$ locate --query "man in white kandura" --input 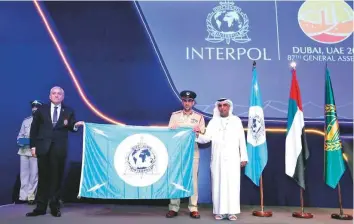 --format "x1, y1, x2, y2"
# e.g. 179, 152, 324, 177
194, 98, 248, 221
